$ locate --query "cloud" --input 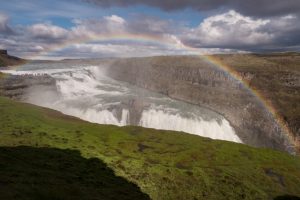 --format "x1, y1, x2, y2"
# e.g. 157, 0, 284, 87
45, 41, 239, 59
127, 15, 177, 35
181, 10, 300, 50
182, 10, 272, 48
0, 13, 191, 58
0, 13, 13, 34
84, 0, 300, 17
70, 15, 127, 39
0, 11, 299, 59
257, 15, 300, 48
0, 14, 130, 57
28, 23, 69, 40
105, 15, 125, 24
